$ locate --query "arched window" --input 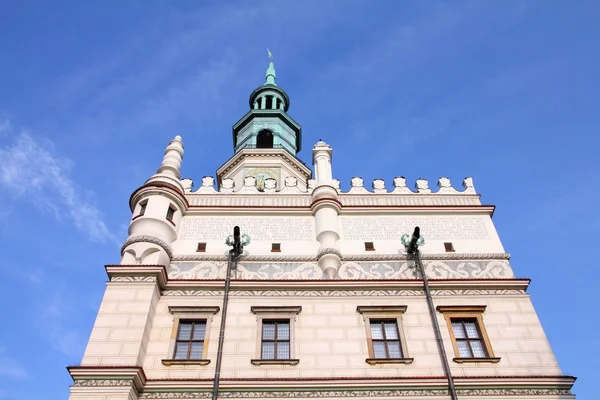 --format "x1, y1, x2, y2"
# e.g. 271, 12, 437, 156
256, 130, 274, 148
